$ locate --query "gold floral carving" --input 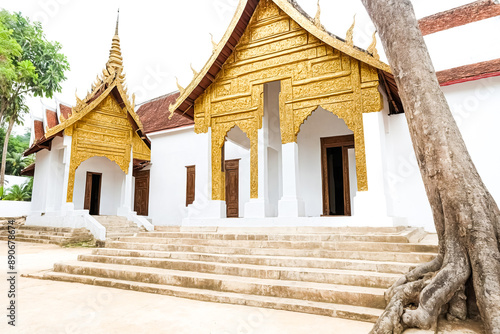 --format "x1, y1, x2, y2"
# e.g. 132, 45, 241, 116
183, 0, 384, 194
